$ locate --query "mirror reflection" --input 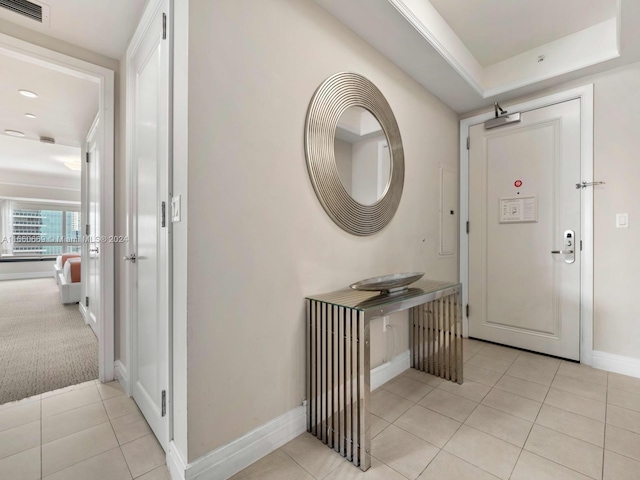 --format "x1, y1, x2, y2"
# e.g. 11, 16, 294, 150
334, 107, 391, 205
